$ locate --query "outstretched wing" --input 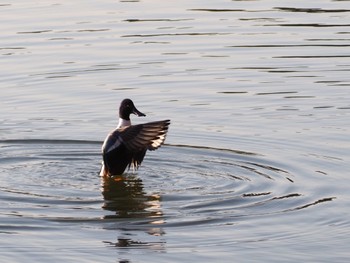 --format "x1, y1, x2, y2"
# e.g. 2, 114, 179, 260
119, 120, 170, 152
